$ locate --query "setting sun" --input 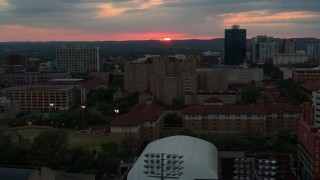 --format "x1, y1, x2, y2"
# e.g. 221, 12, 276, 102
164, 37, 171, 41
